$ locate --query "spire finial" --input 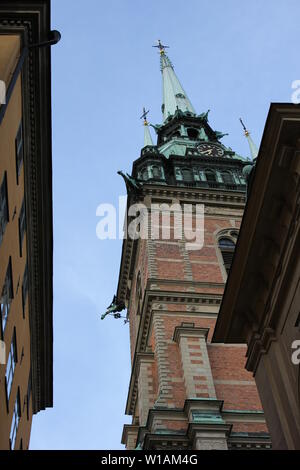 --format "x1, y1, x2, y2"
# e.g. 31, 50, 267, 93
140, 107, 154, 147
140, 107, 150, 126
239, 118, 258, 160
239, 118, 250, 137
153, 39, 169, 55
153, 41, 196, 122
